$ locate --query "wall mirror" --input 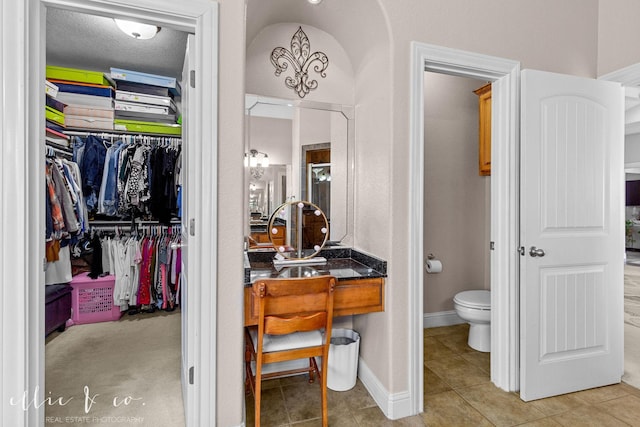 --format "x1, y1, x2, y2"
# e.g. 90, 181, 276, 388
245, 94, 354, 250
